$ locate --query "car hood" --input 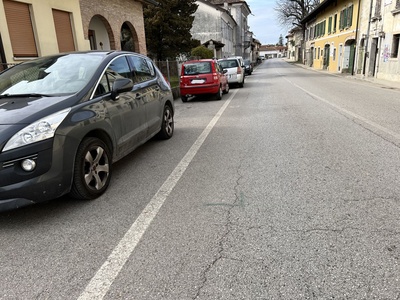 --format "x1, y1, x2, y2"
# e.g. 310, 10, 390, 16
0, 95, 73, 125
